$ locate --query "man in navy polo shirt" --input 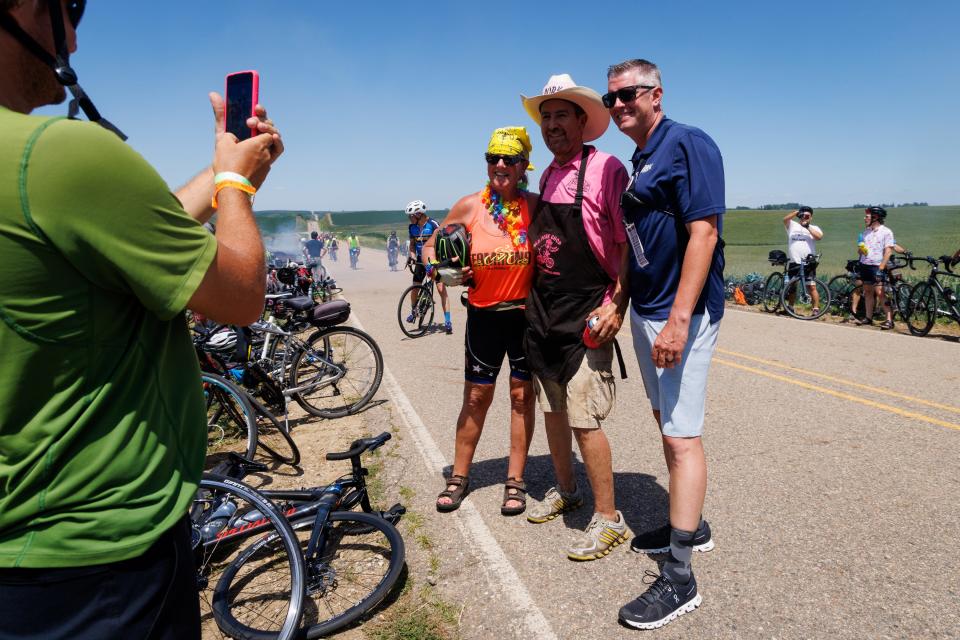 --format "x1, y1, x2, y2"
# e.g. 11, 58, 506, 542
604, 58, 725, 630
